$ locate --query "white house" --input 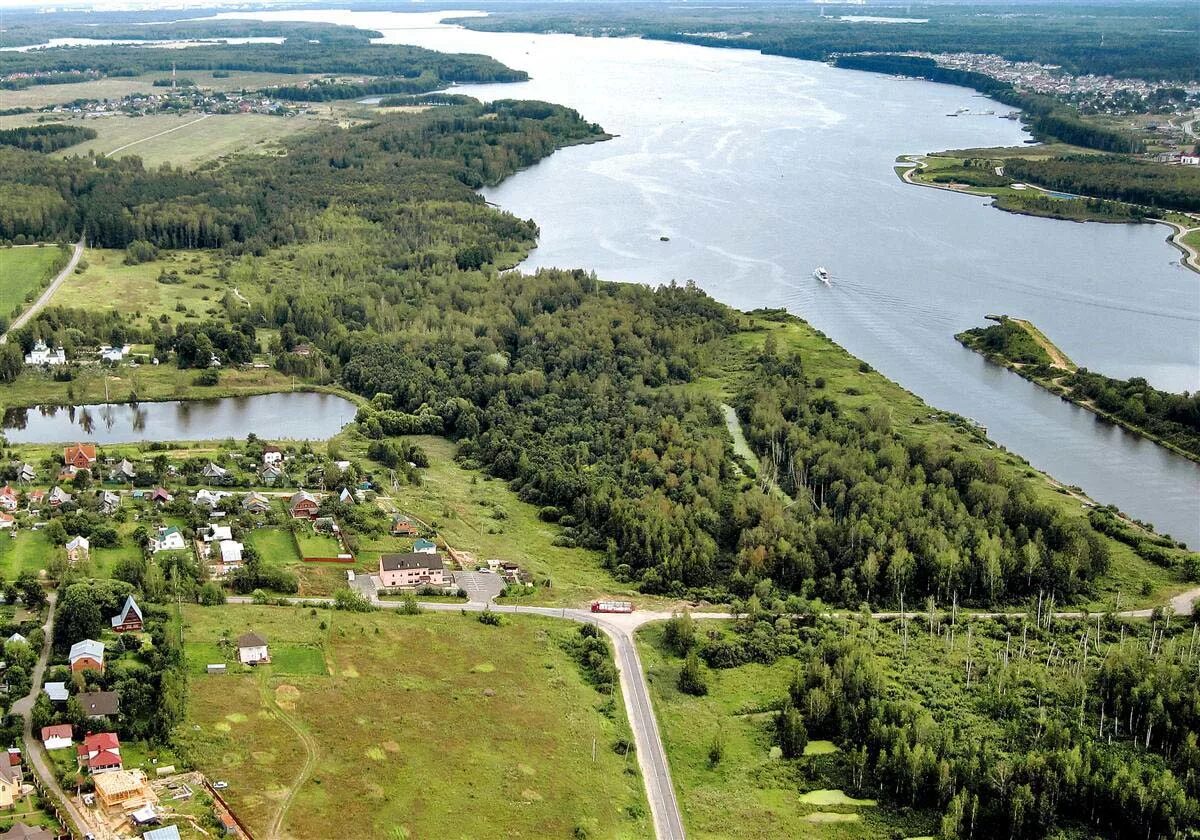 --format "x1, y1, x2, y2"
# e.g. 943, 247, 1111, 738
217, 539, 243, 570
262, 446, 283, 466
41, 724, 74, 751
194, 489, 229, 509
237, 632, 269, 665
1181, 153, 1200, 166
65, 535, 89, 563
204, 524, 233, 543
149, 526, 186, 553
98, 344, 132, 363
24, 340, 66, 366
